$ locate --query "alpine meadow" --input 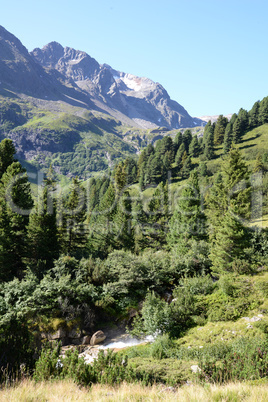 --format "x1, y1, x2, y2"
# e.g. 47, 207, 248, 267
0, 21, 268, 401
